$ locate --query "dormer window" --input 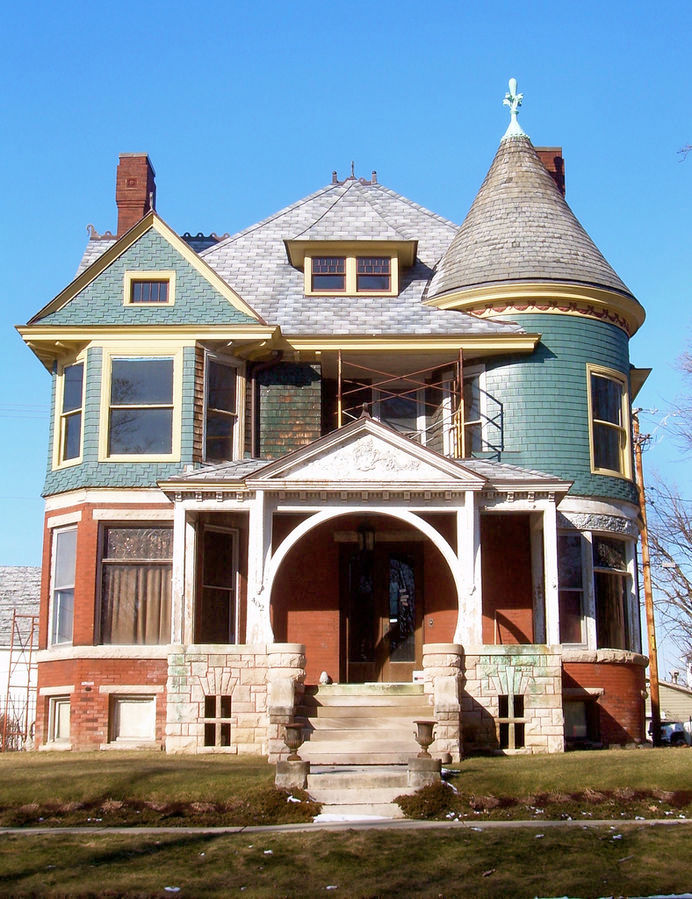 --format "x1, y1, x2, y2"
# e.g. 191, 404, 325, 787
312, 257, 345, 292
357, 257, 390, 292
